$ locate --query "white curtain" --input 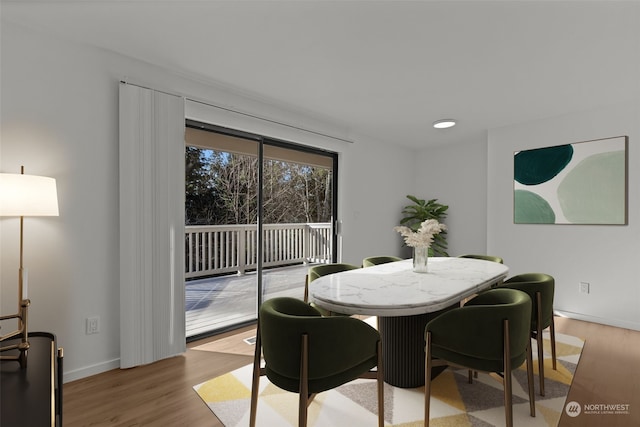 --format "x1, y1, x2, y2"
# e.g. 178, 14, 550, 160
119, 82, 186, 368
